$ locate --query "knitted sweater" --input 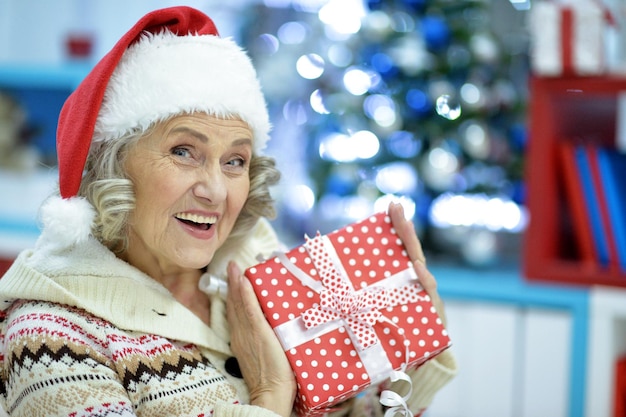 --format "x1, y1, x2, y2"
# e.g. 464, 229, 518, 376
0, 218, 457, 417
